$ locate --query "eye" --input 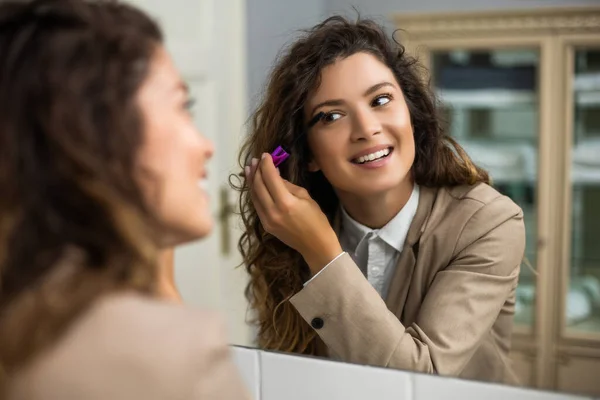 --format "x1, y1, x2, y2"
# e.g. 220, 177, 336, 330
322, 111, 343, 124
371, 94, 392, 107
184, 97, 196, 112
